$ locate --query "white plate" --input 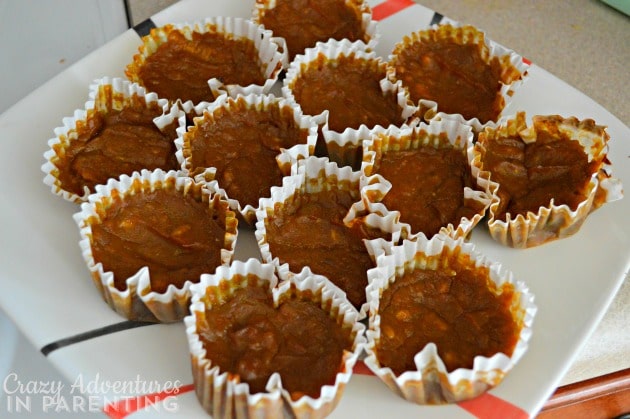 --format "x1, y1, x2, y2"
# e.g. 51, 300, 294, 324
0, 310, 19, 395
0, 0, 628, 417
